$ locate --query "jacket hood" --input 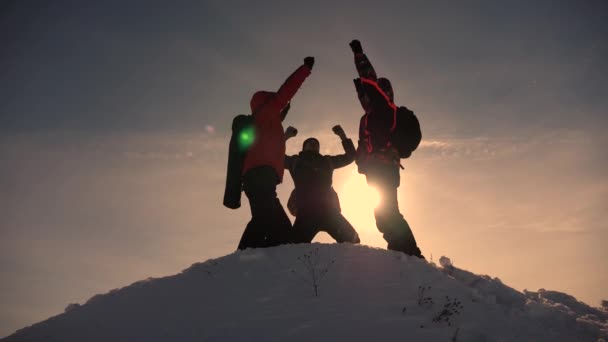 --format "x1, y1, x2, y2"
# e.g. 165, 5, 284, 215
250, 91, 275, 114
